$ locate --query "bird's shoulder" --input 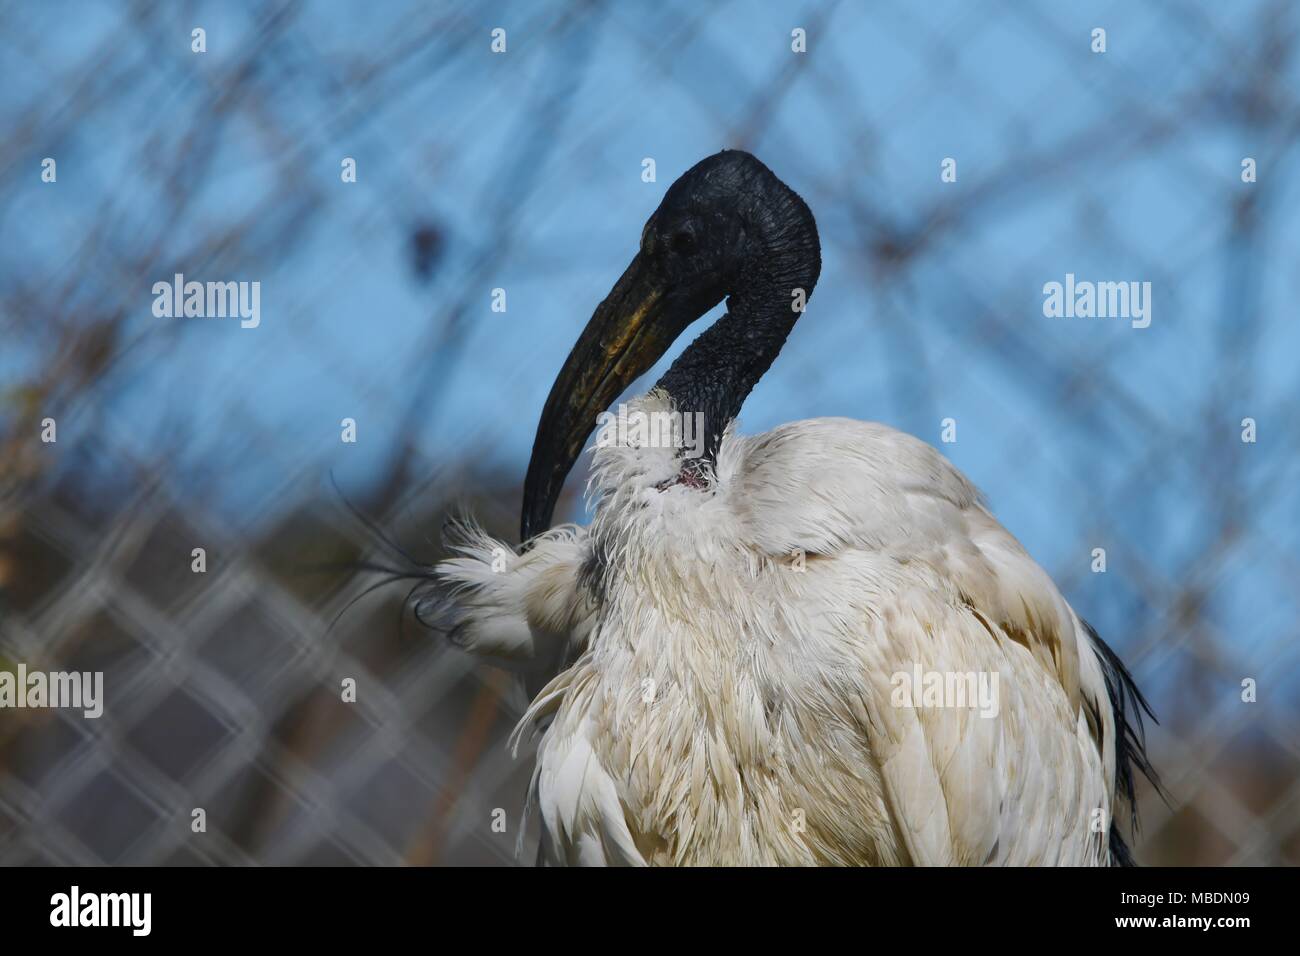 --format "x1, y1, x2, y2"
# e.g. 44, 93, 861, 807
721, 416, 983, 555
722, 416, 1089, 727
